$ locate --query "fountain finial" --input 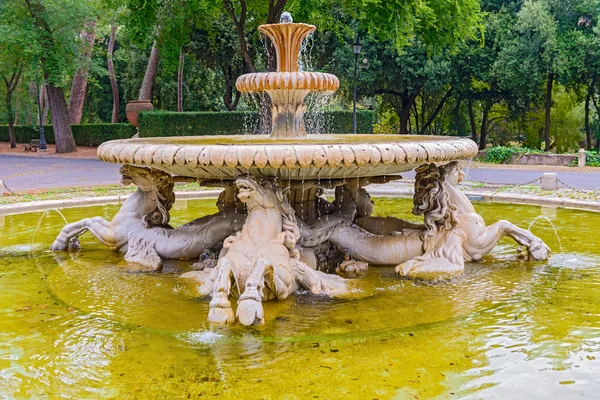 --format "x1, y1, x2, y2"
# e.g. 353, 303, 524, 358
280, 11, 293, 23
